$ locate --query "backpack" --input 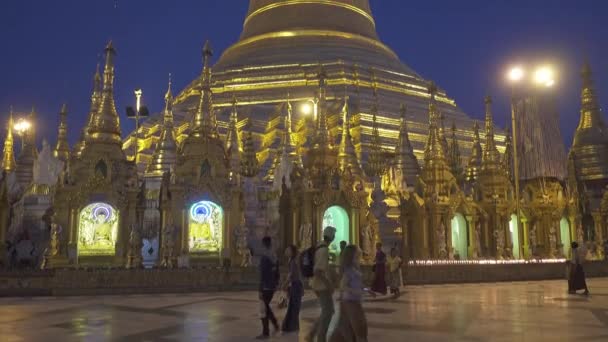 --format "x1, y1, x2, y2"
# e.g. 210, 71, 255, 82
300, 244, 326, 278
